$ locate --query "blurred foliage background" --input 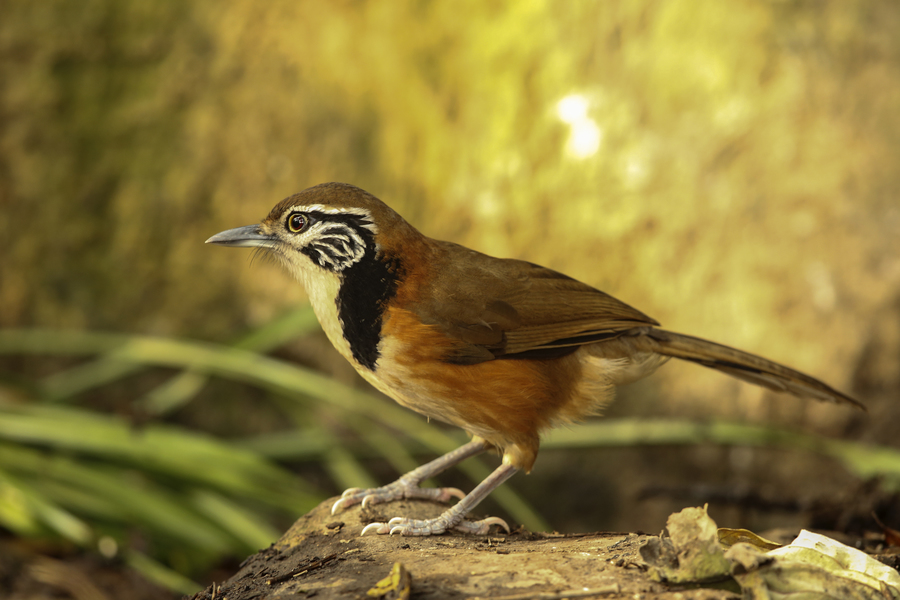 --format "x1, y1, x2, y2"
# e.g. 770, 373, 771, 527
2, 0, 900, 595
